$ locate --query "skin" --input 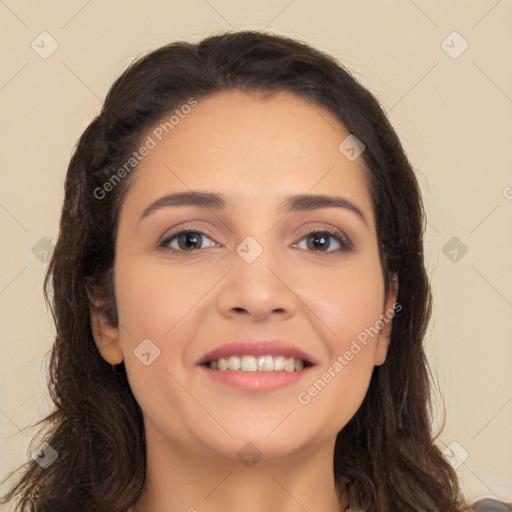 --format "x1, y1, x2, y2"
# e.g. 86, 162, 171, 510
91, 89, 398, 512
